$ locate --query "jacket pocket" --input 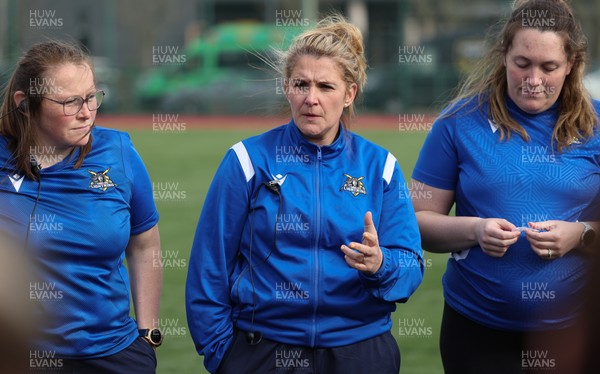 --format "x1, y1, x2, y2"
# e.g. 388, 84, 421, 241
230, 264, 252, 308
